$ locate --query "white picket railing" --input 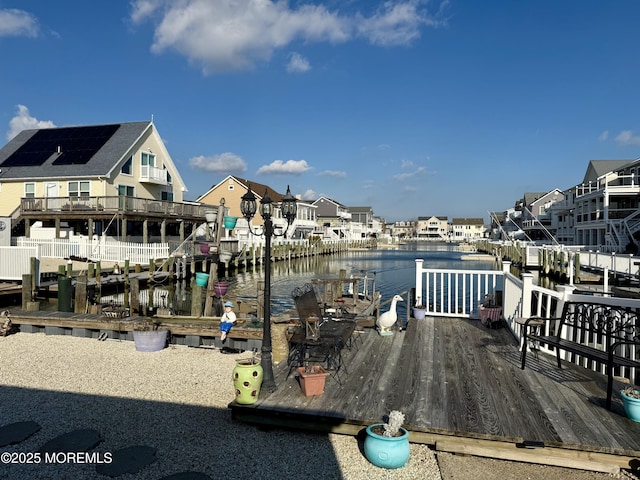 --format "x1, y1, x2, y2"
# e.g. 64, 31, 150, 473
416, 260, 639, 385
0, 246, 39, 282
16, 238, 170, 265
